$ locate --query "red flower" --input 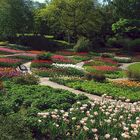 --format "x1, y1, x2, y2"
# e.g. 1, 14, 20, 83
95, 57, 118, 65
93, 66, 118, 72
0, 58, 22, 63
32, 60, 53, 64
52, 55, 73, 63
